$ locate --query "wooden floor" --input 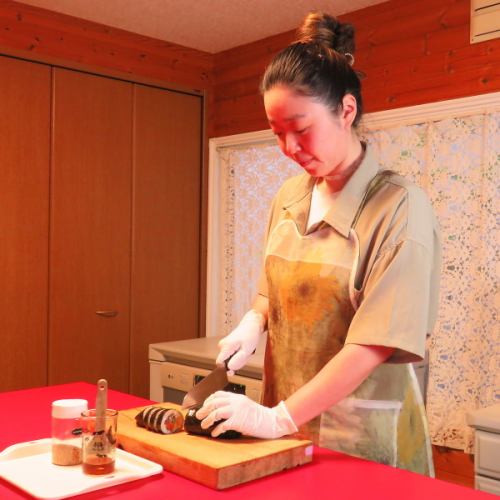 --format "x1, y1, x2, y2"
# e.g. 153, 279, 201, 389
432, 445, 475, 488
